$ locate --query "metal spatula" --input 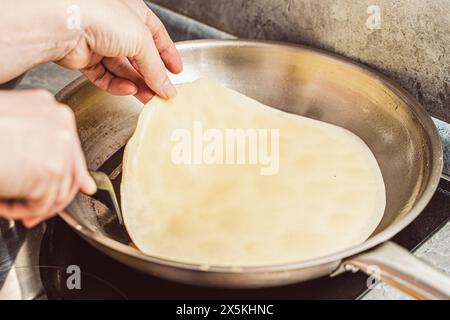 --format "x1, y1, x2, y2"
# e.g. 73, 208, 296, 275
90, 171, 123, 225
